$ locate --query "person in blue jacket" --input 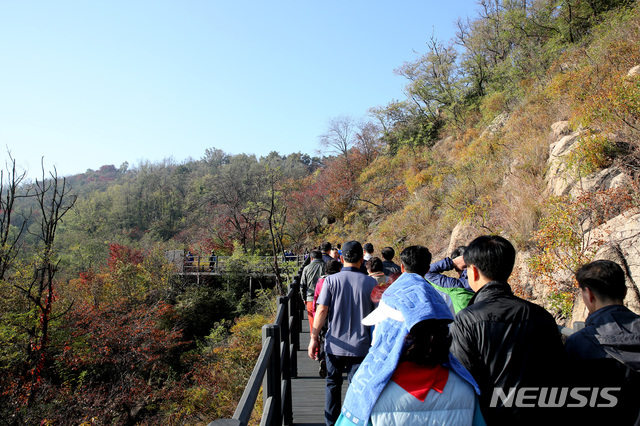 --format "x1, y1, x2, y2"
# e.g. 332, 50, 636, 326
424, 246, 473, 313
